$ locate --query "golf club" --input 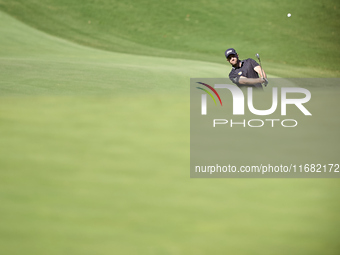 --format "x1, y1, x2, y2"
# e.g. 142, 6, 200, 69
255, 53, 267, 87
